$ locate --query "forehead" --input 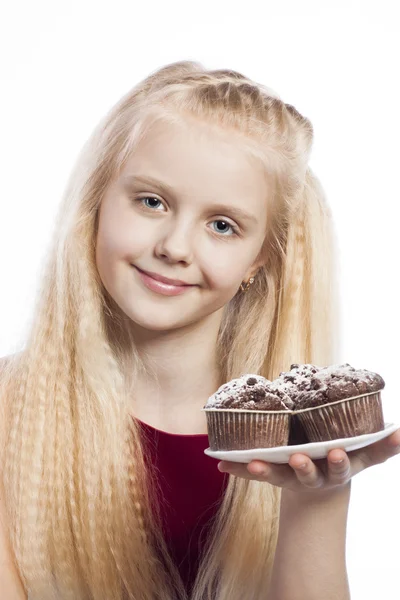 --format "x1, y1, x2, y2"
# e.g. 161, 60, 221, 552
119, 118, 270, 210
